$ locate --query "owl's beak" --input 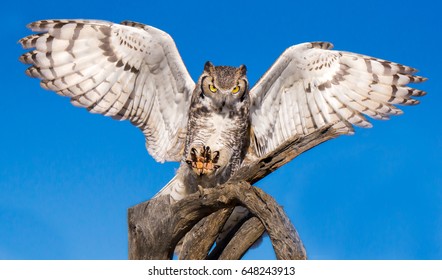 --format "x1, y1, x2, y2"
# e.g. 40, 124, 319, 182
218, 97, 227, 112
